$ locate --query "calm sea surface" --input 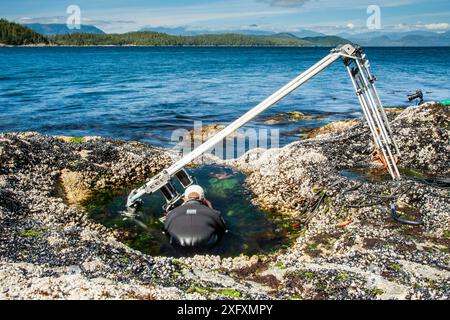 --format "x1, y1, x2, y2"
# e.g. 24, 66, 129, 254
1, 47, 449, 147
